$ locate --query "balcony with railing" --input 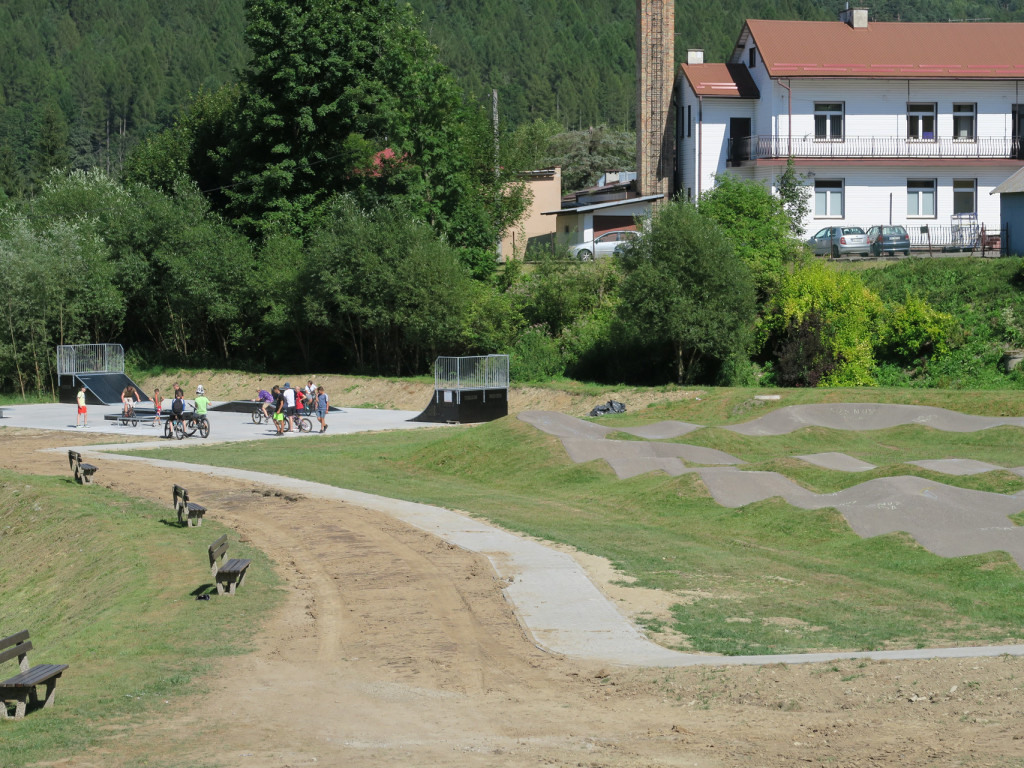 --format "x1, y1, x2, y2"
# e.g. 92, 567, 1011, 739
728, 135, 1023, 163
